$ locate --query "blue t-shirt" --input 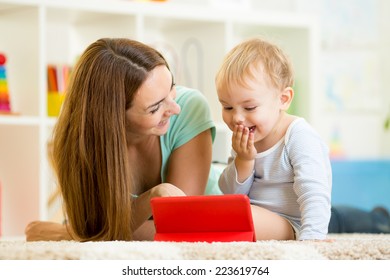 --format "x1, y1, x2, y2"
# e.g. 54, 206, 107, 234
160, 86, 221, 195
